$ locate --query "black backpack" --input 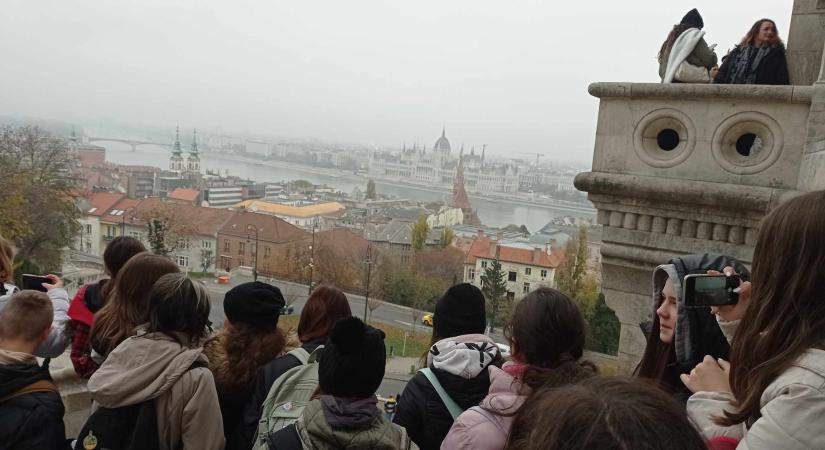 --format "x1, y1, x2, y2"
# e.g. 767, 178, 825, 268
75, 361, 207, 450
